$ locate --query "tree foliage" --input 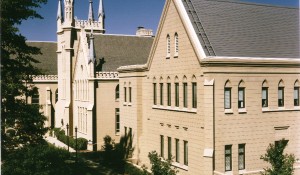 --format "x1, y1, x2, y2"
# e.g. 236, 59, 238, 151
148, 151, 178, 175
2, 144, 73, 175
1, 0, 48, 156
261, 139, 297, 175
